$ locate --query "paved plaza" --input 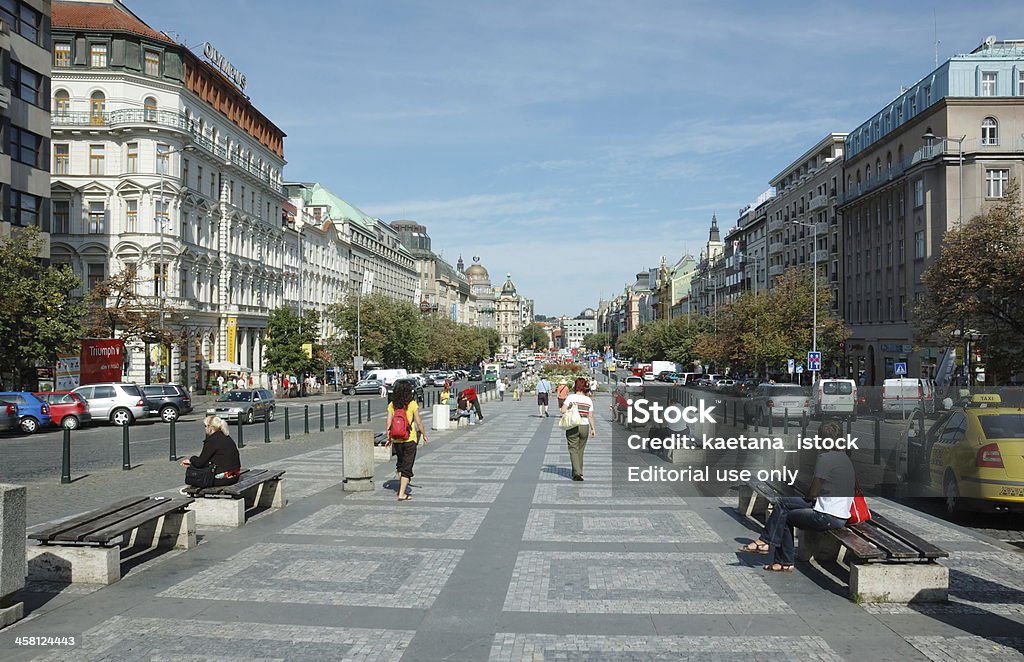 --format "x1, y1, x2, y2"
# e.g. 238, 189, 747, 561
1, 391, 1023, 661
